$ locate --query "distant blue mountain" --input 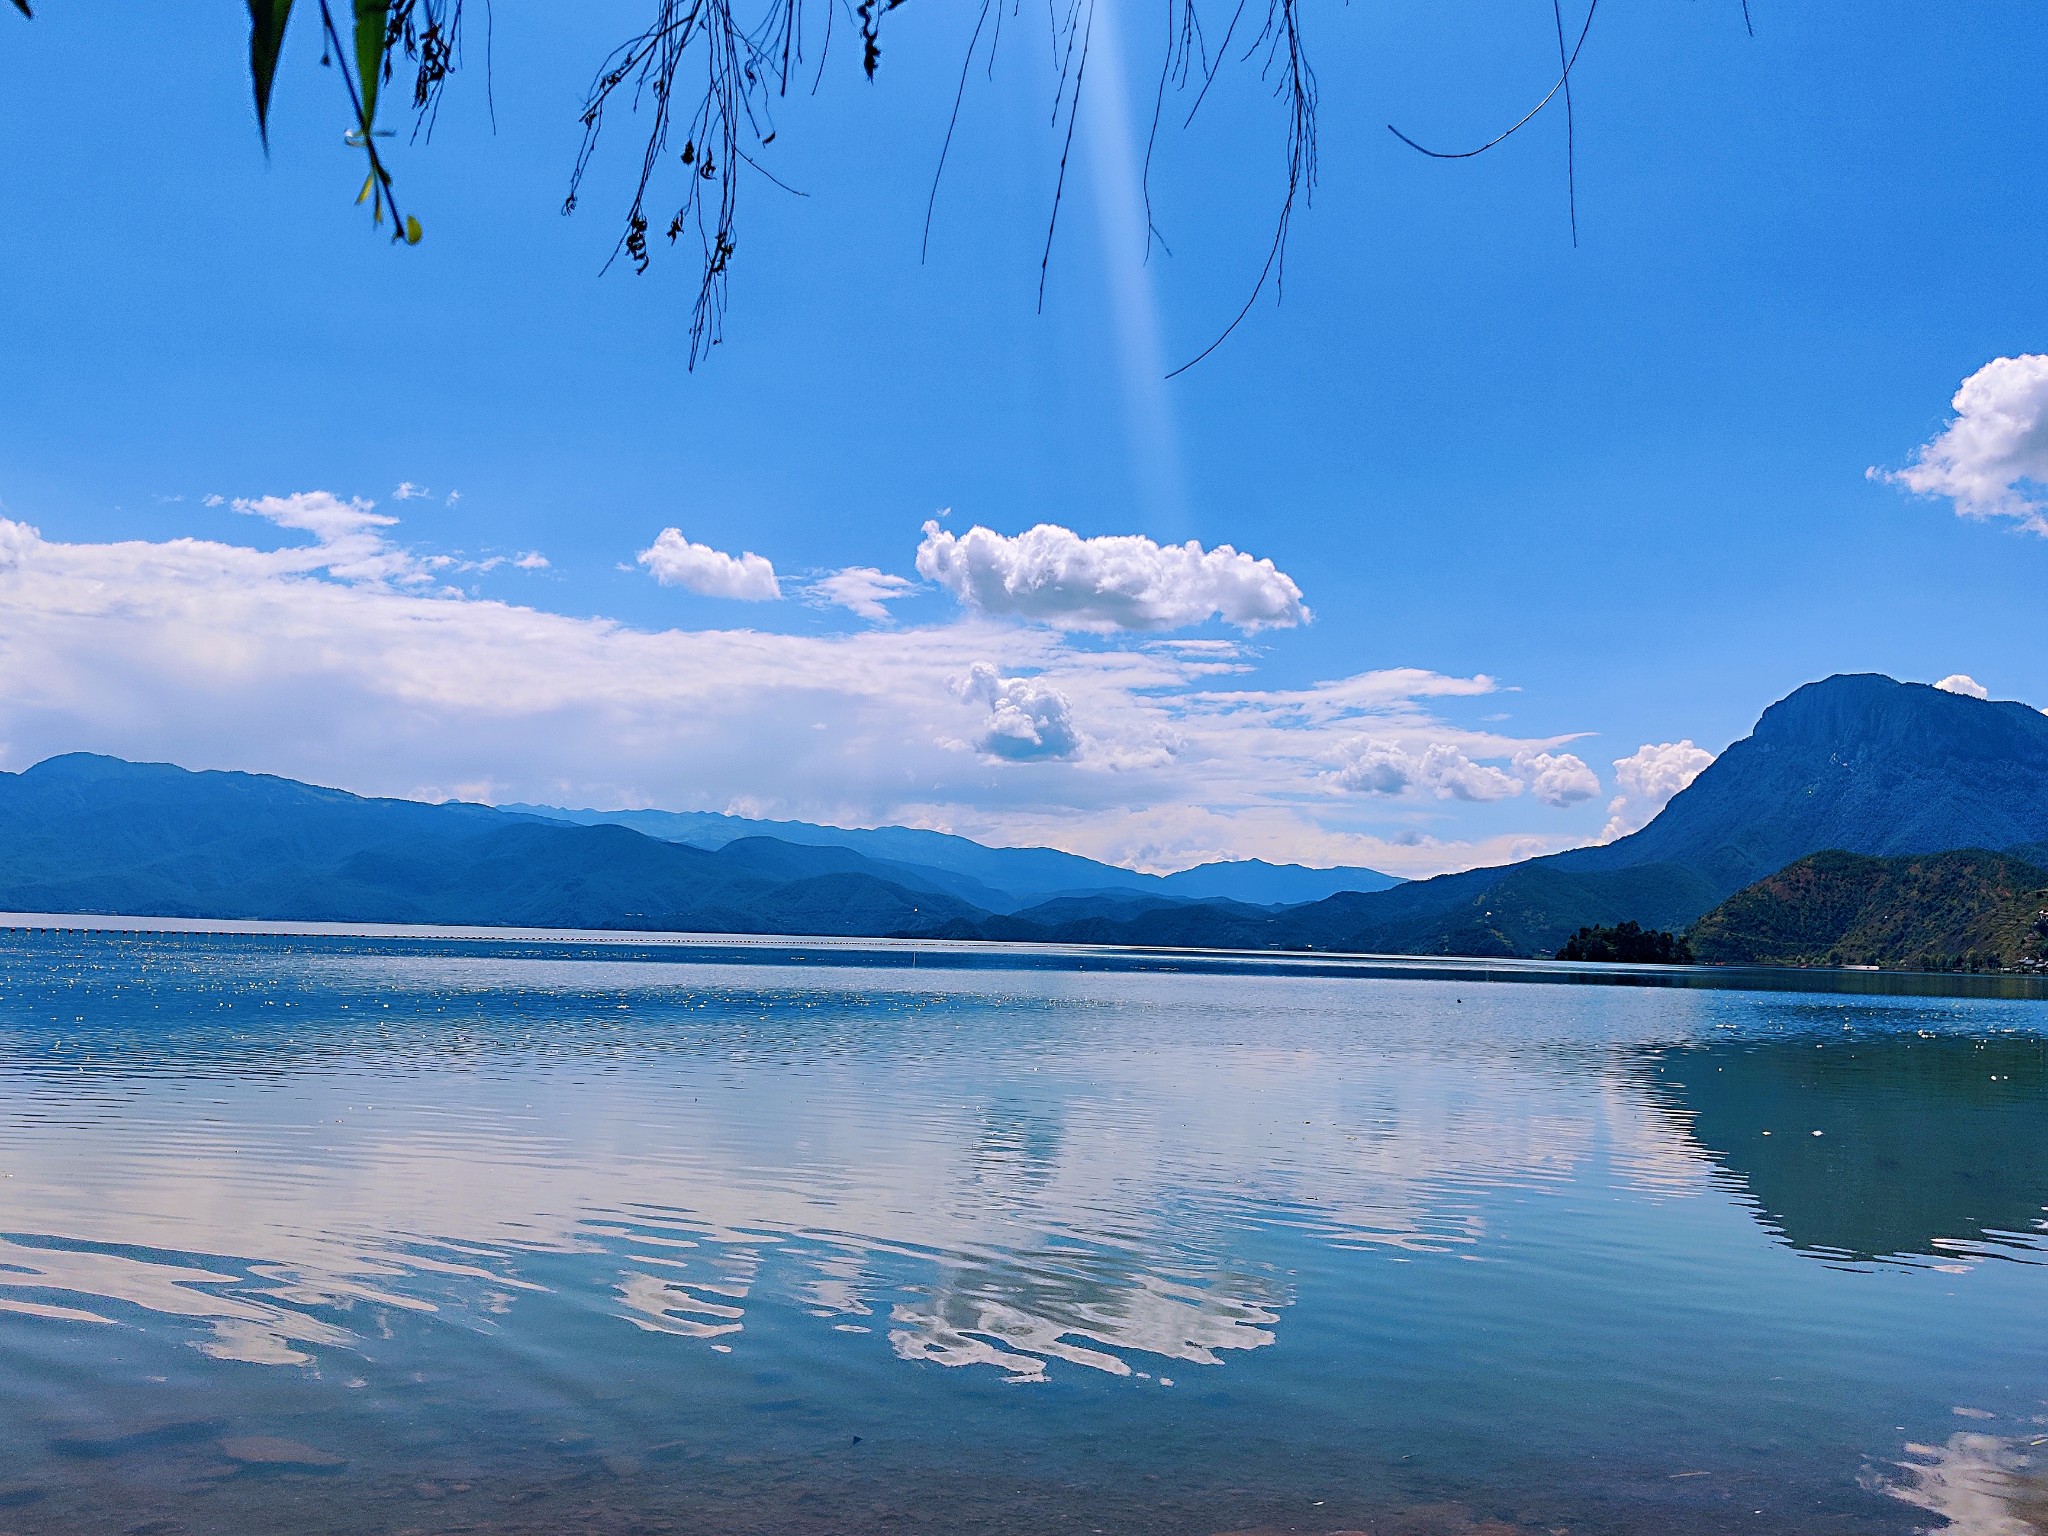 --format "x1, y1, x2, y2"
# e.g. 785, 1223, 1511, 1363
0, 754, 1392, 936
1149, 859, 1404, 905
500, 804, 1401, 908
0, 755, 979, 935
